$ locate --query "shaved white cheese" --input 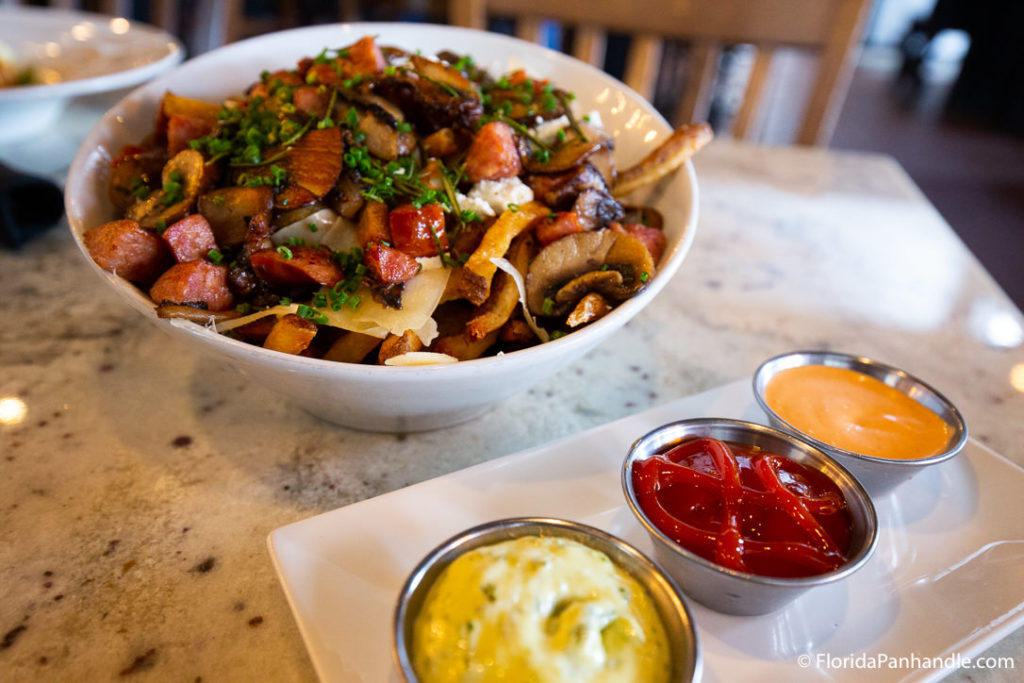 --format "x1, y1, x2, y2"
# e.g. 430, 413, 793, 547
215, 261, 450, 342
532, 115, 569, 146
491, 256, 550, 343
319, 217, 359, 253
384, 351, 458, 367
271, 208, 340, 247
